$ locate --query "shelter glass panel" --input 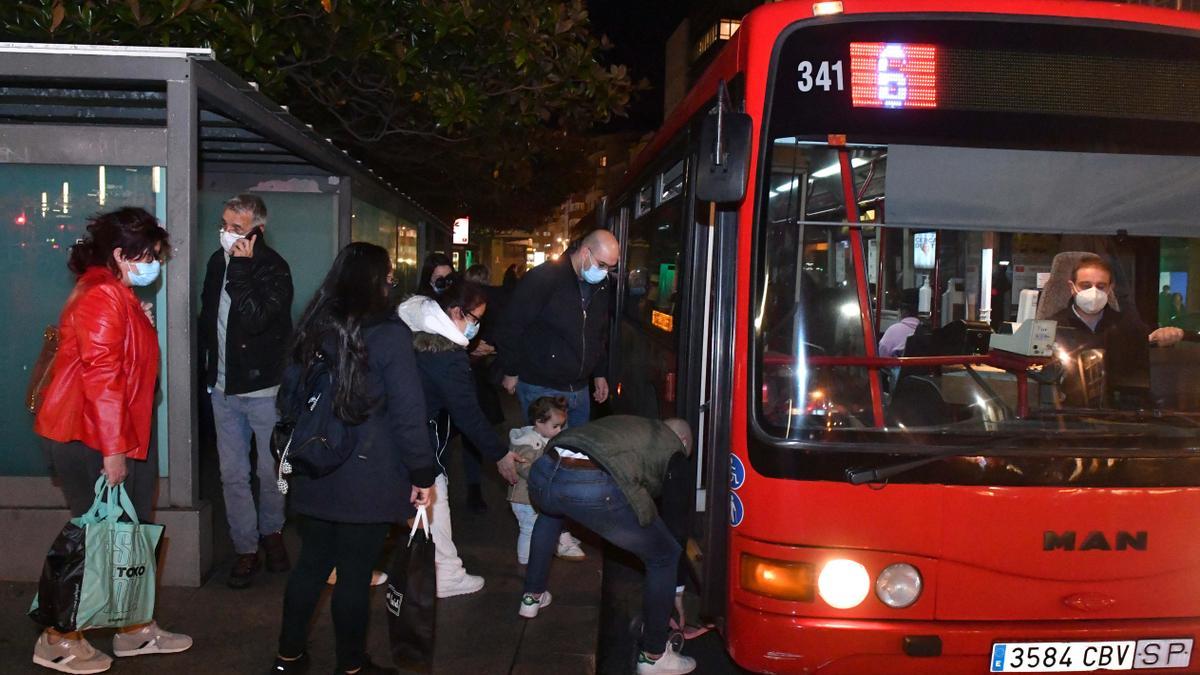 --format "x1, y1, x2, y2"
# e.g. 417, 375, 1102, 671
1, 164, 162, 477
